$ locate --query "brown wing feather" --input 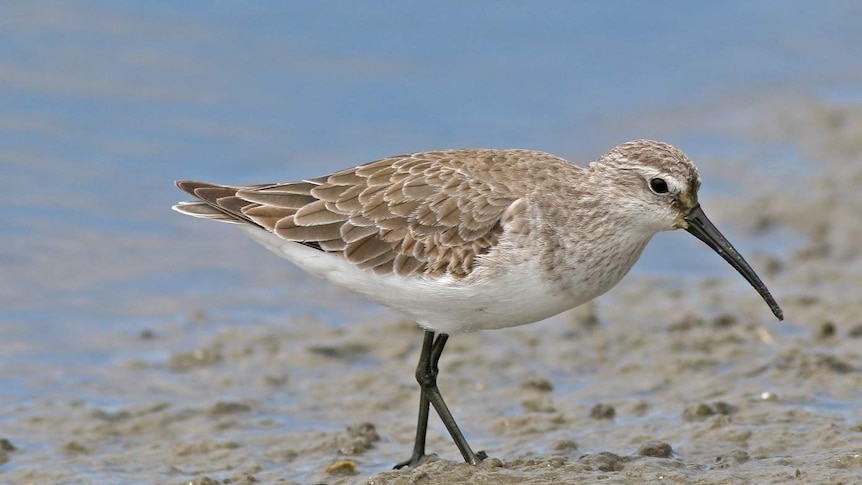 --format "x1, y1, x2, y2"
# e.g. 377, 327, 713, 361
173, 149, 552, 278
175, 181, 262, 225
